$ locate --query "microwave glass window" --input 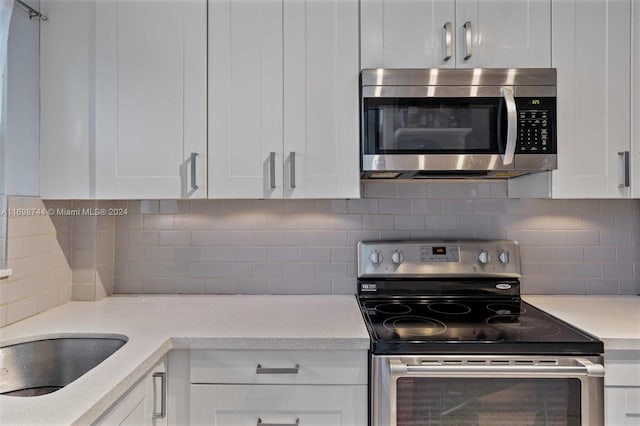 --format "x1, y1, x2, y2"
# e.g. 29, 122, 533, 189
396, 377, 581, 426
364, 98, 500, 154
